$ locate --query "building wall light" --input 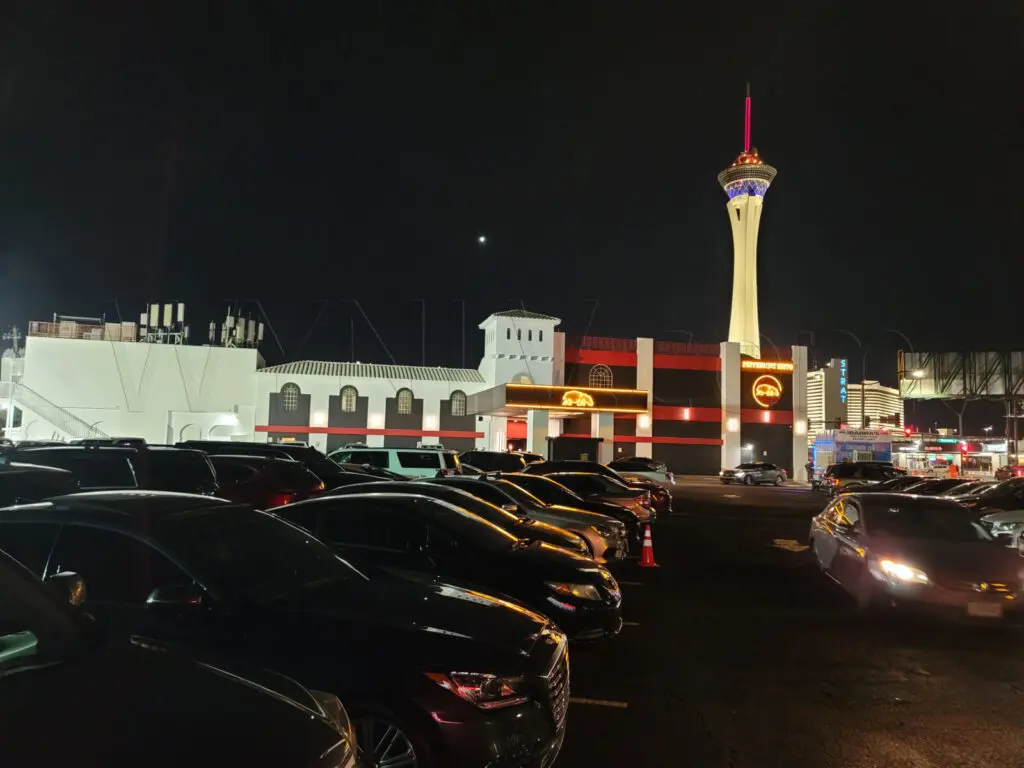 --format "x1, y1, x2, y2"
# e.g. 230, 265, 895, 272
795, 420, 807, 436
638, 414, 651, 430
368, 413, 384, 429
424, 414, 438, 430
312, 411, 326, 427
726, 417, 739, 433
683, 407, 691, 421
762, 411, 771, 423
